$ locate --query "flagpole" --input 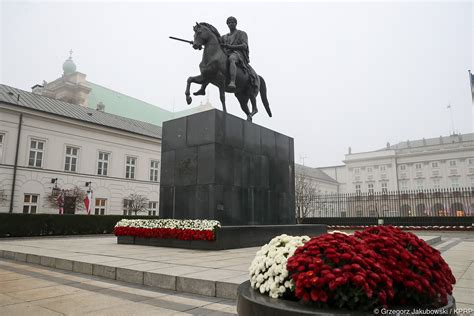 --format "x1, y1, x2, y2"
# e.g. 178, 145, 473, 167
470, 70, 473, 133
469, 70, 473, 103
